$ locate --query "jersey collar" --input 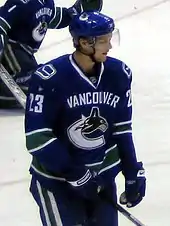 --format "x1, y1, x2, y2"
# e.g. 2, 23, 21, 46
69, 54, 104, 89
